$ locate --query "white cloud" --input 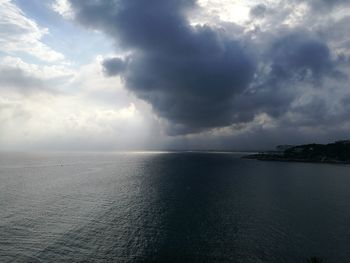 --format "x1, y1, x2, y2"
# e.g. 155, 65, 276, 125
0, 56, 75, 80
0, 56, 163, 151
0, 91, 159, 150
52, 0, 73, 19
197, 0, 251, 25
0, 0, 64, 62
